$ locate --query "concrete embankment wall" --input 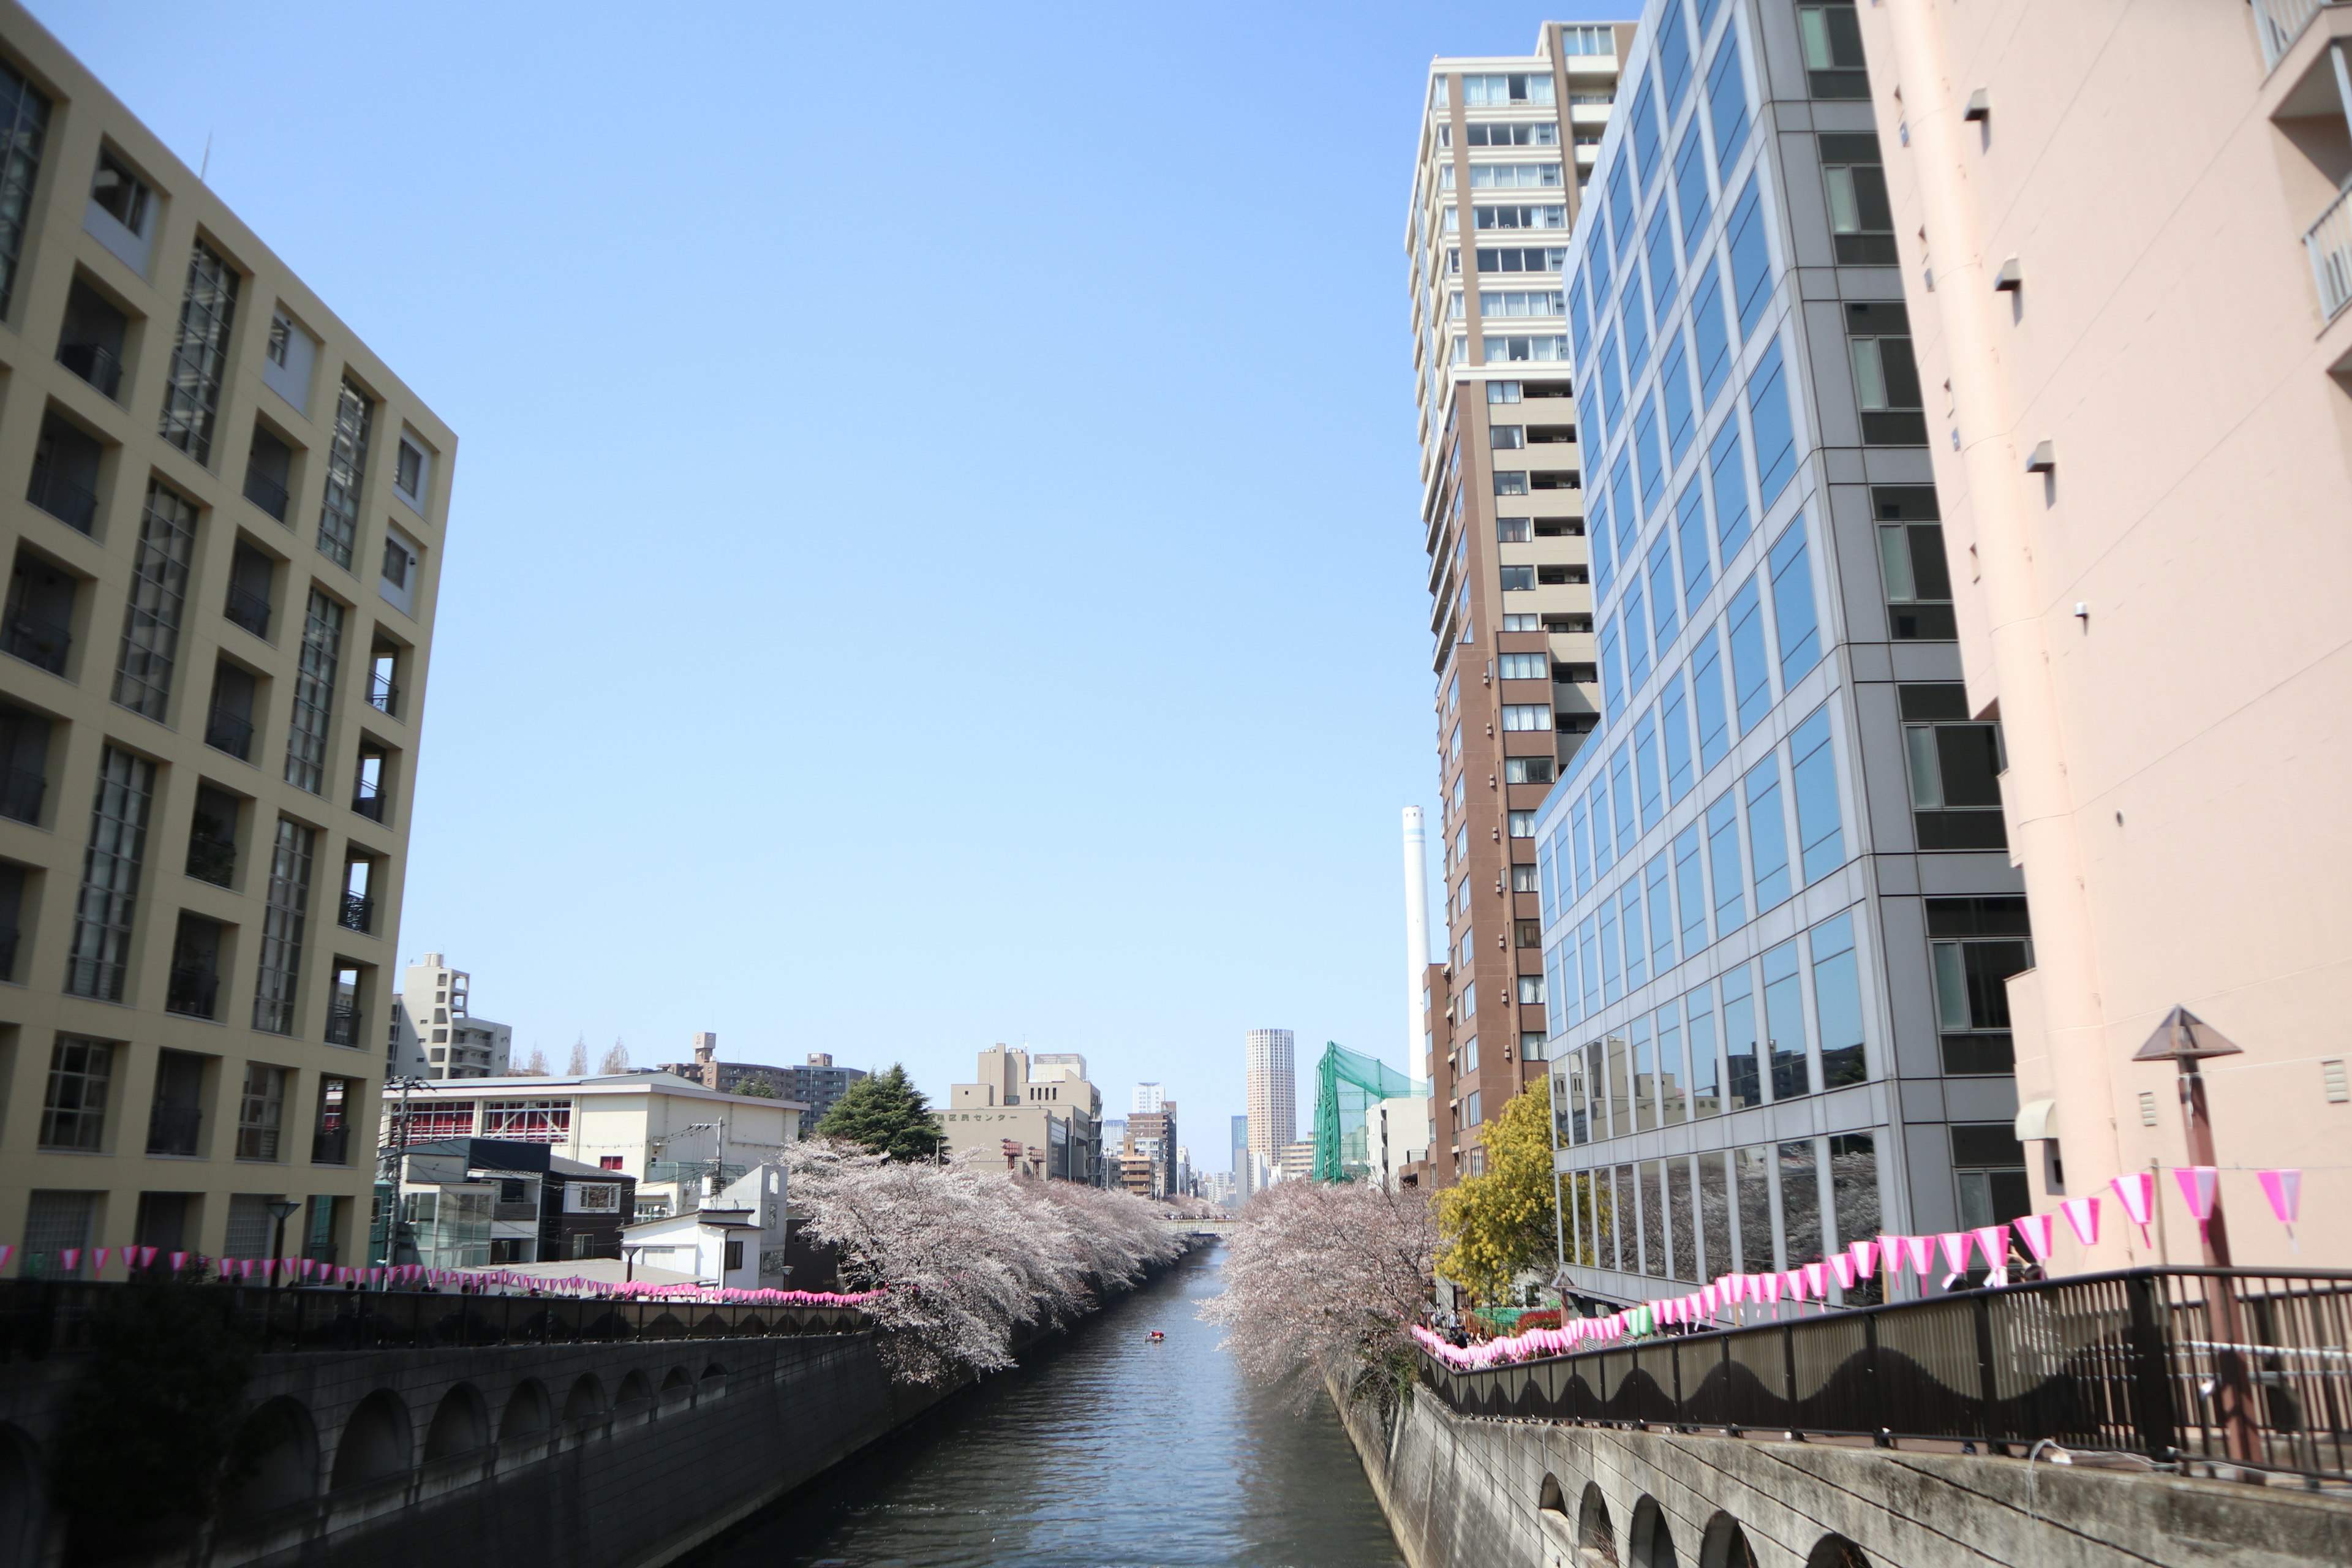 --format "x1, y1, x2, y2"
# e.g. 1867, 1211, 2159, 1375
1330, 1376, 2352, 1568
